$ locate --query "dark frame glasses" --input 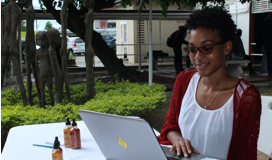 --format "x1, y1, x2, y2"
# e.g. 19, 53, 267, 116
183, 41, 225, 56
